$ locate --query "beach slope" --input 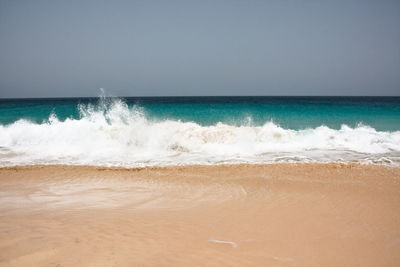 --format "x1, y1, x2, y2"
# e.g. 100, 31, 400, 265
0, 163, 399, 266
